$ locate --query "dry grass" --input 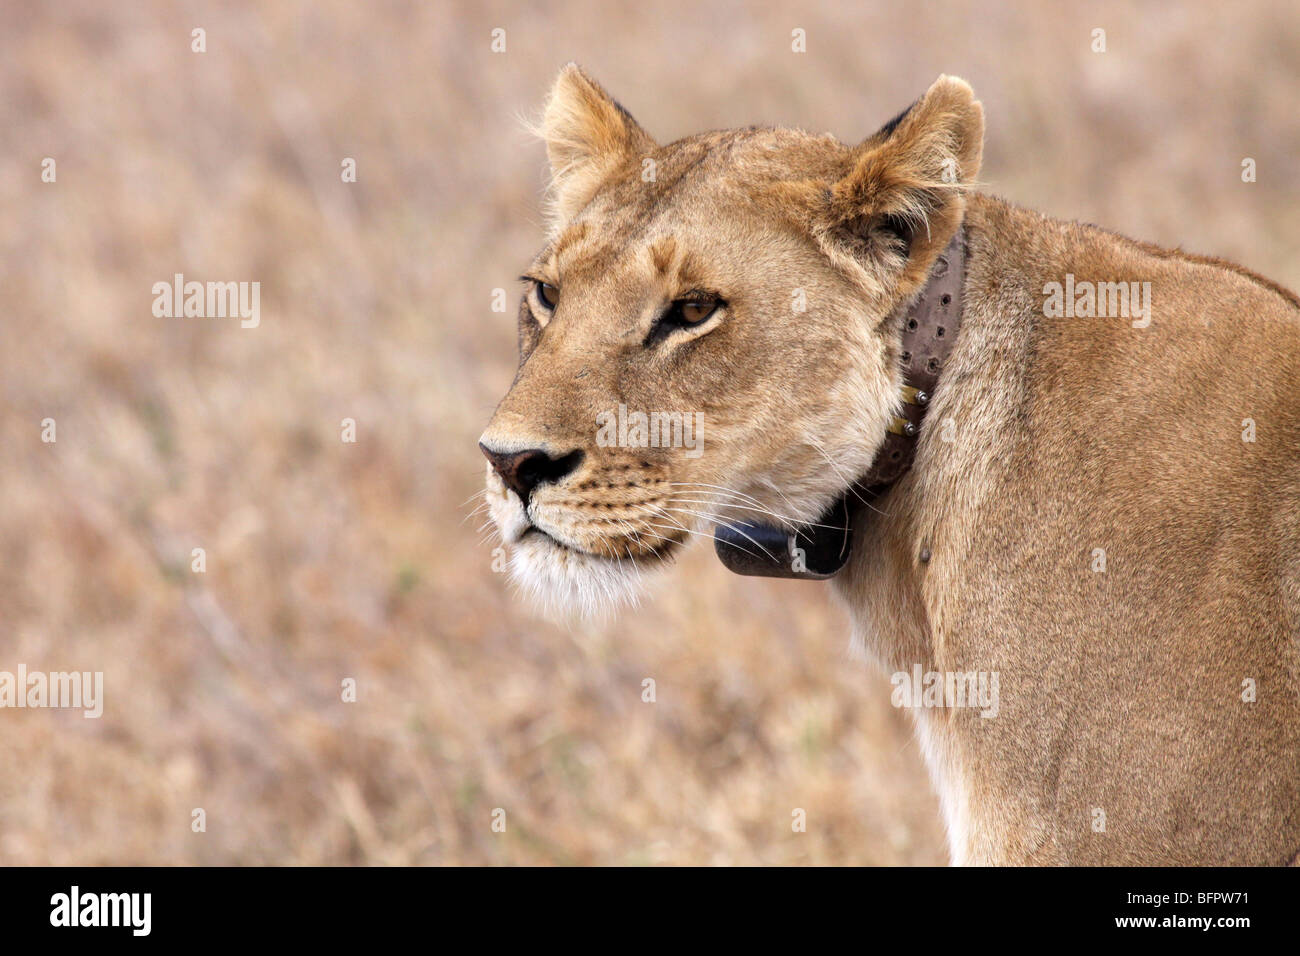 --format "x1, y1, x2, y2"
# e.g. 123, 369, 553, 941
1, 0, 1296, 865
